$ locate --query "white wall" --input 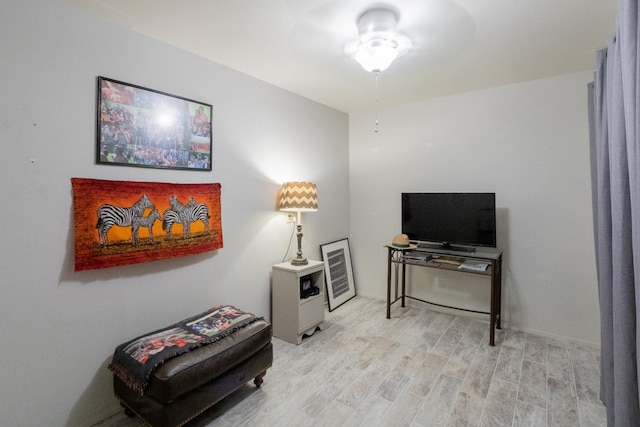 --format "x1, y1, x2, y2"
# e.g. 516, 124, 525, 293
349, 71, 600, 344
0, 2, 348, 426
